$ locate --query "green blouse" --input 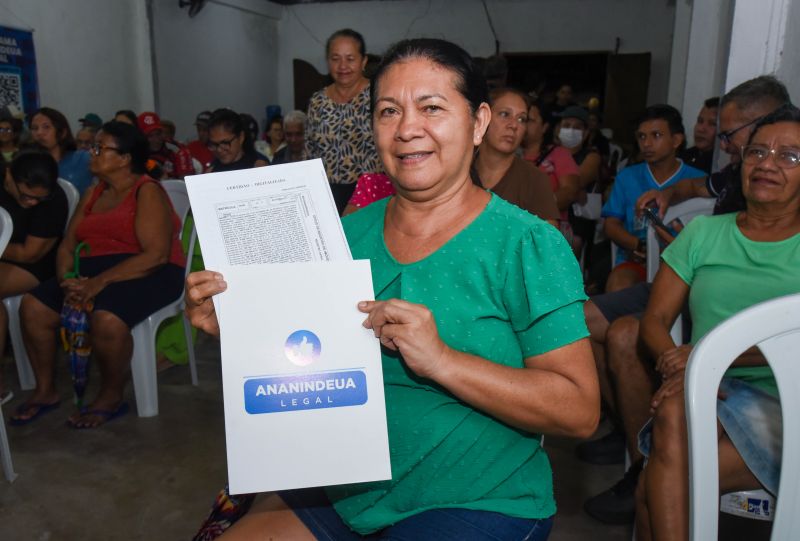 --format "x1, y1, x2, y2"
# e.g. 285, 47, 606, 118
330, 194, 588, 534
